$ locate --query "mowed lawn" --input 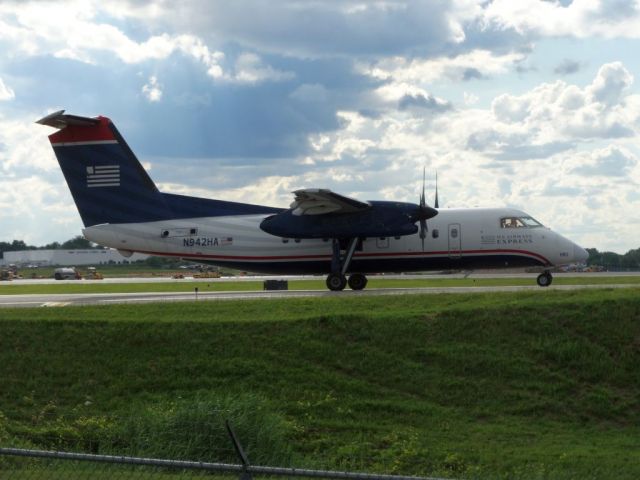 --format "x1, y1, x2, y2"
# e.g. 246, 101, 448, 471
1, 288, 640, 479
